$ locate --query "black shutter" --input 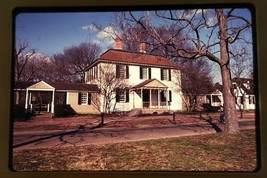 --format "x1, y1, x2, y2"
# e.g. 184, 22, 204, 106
148, 68, 151, 79
161, 68, 163, 80
140, 67, 143, 79
78, 93, 81, 105
126, 65, 129, 79
116, 88, 120, 102
168, 69, 171, 81
88, 93, 91, 105
169, 90, 172, 102
126, 89, 129, 103
116, 65, 119, 78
